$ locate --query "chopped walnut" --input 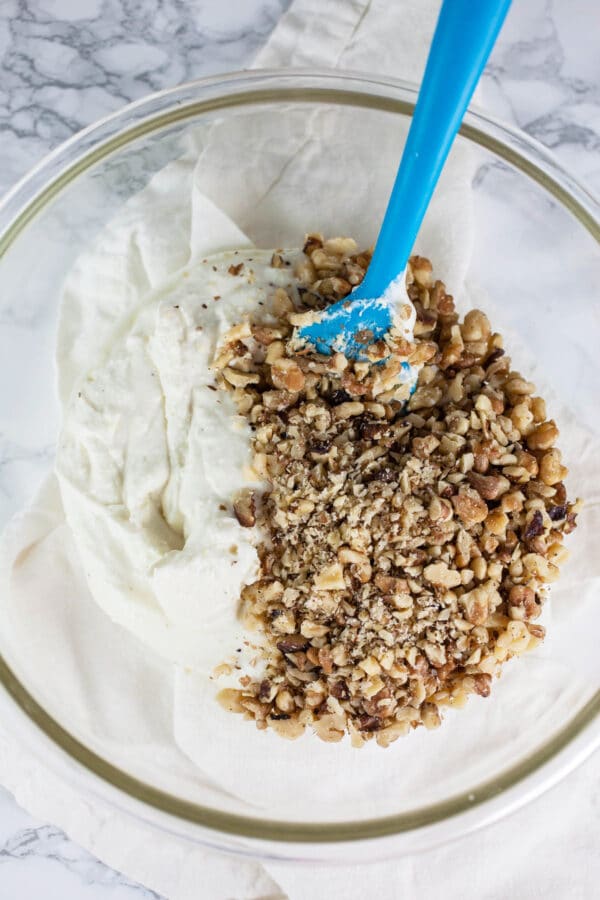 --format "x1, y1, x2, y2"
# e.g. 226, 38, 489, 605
453, 489, 488, 526
233, 489, 256, 528
213, 241, 580, 745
